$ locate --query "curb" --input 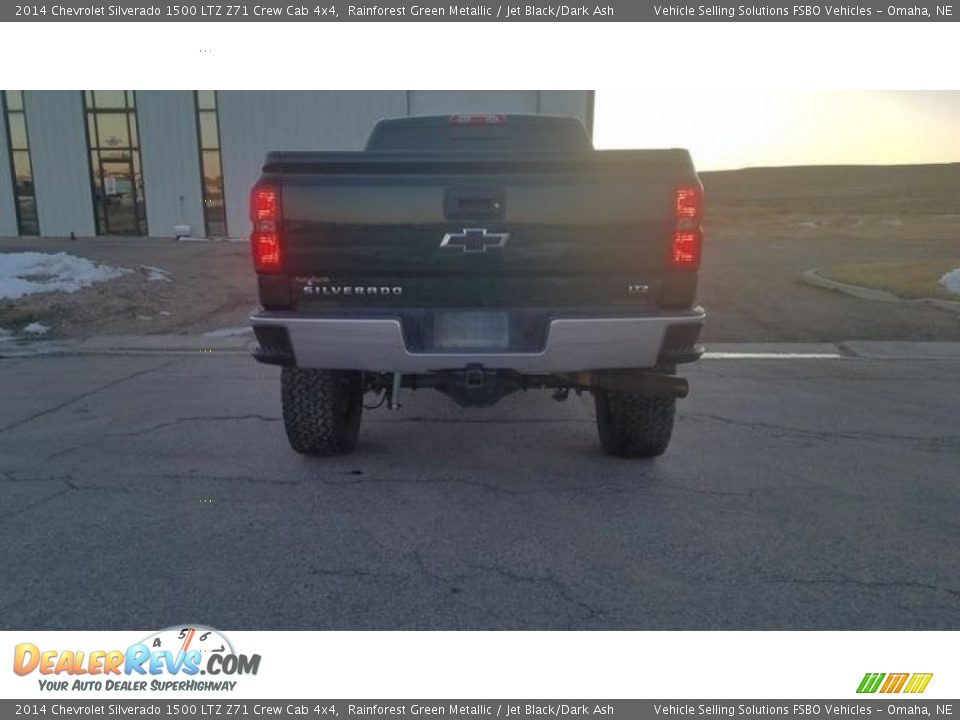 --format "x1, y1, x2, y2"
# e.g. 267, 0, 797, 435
803, 268, 960, 313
